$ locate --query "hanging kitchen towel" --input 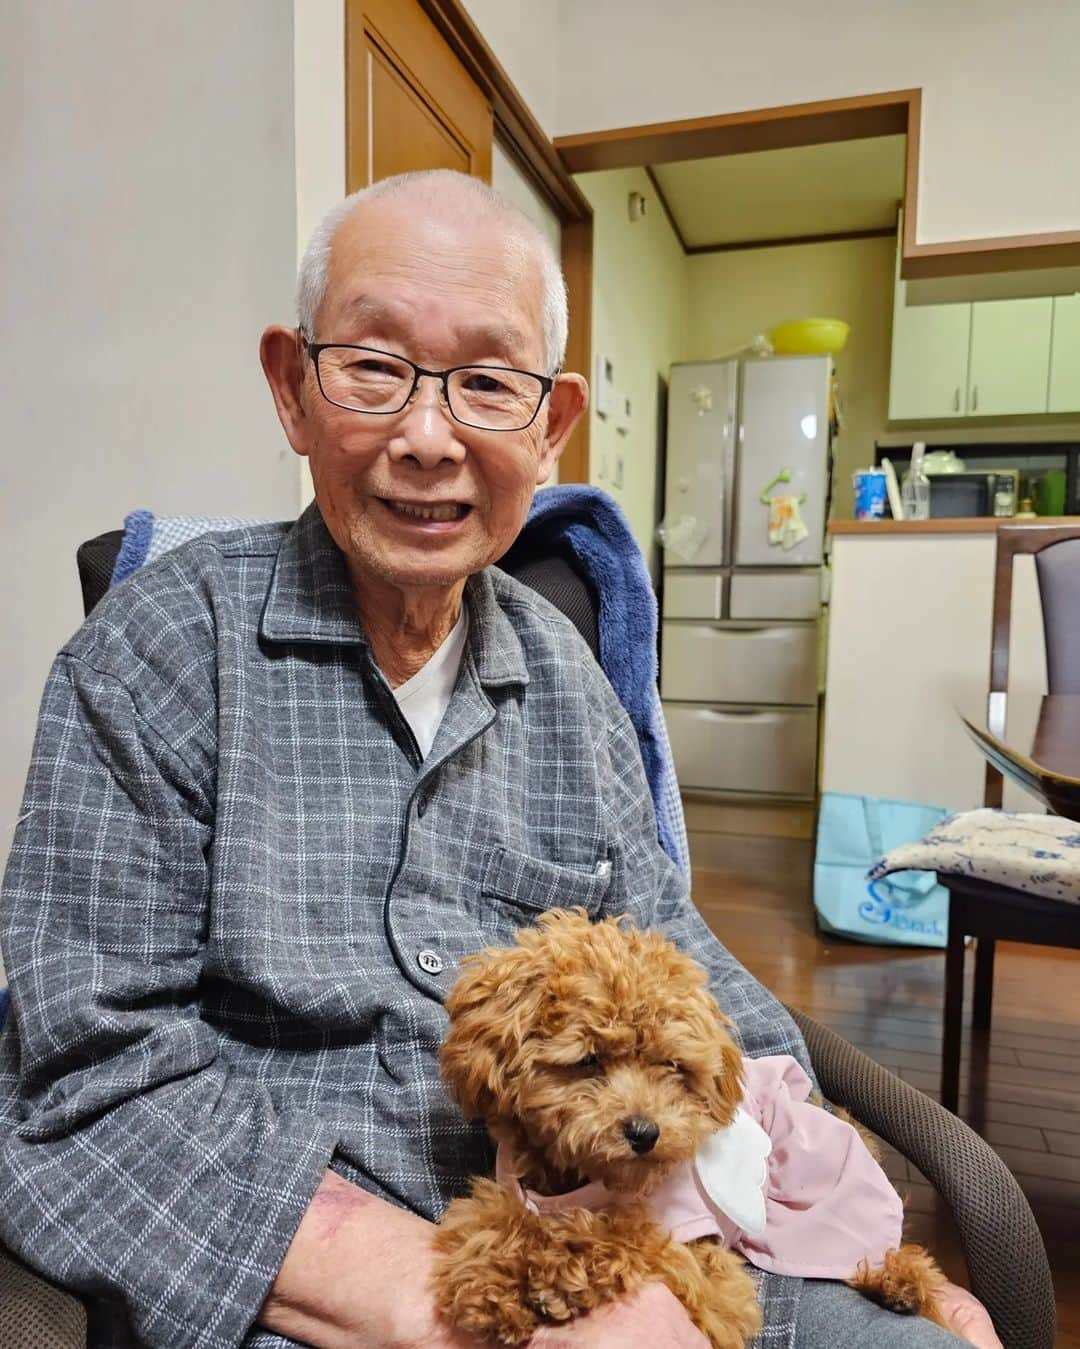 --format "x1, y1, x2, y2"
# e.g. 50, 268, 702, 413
869, 808, 1080, 905
768, 495, 809, 551
814, 792, 951, 948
